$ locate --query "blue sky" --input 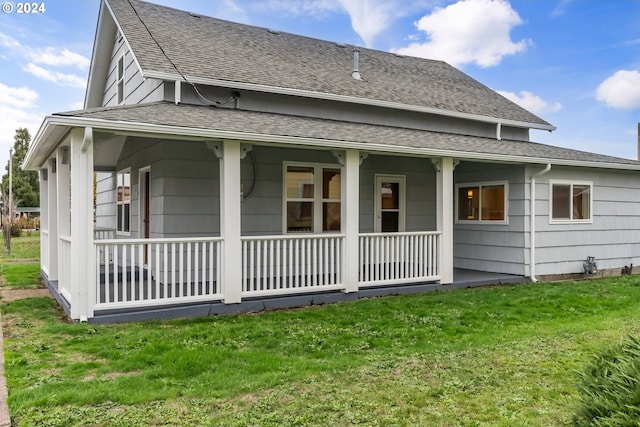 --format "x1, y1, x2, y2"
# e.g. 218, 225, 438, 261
1, 0, 640, 173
